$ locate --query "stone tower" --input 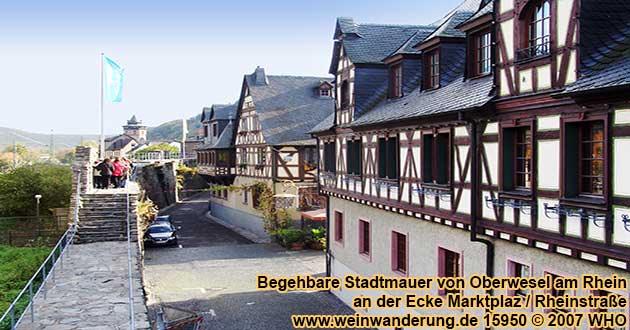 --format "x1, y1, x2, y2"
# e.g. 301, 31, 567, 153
122, 115, 147, 142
